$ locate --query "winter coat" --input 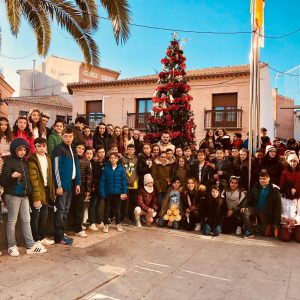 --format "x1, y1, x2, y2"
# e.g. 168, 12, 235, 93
261, 156, 284, 186
133, 138, 143, 154
28, 153, 55, 204
99, 164, 127, 198
274, 143, 286, 157
199, 138, 217, 150
69, 124, 85, 146
173, 166, 188, 187
280, 166, 300, 199
202, 196, 228, 228
1, 138, 32, 197
13, 130, 35, 154
216, 136, 231, 150
51, 142, 81, 191
211, 158, 233, 185
151, 159, 172, 193
189, 161, 215, 188
157, 141, 175, 153
181, 189, 204, 214
137, 153, 154, 187
91, 158, 106, 196
281, 197, 300, 225
78, 155, 92, 195
246, 182, 282, 226
121, 155, 138, 189
232, 159, 249, 190
136, 187, 158, 212
47, 131, 62, 158
231, 139, 243, 150
93, 134, 106, 150
250, 157, 263, 187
